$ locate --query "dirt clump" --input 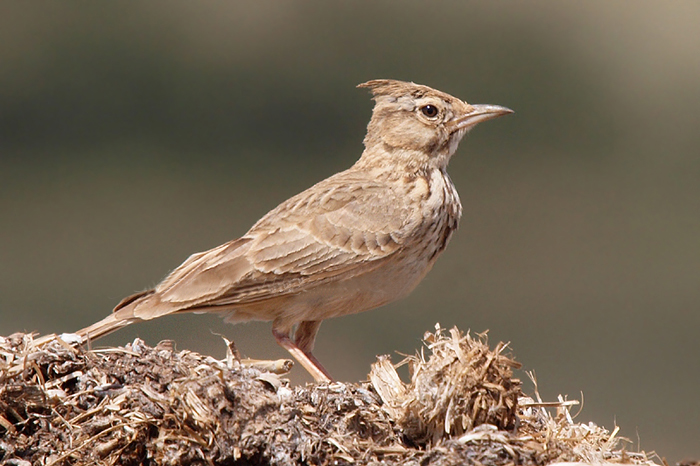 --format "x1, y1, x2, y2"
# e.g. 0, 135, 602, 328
0, 326, 658, 466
